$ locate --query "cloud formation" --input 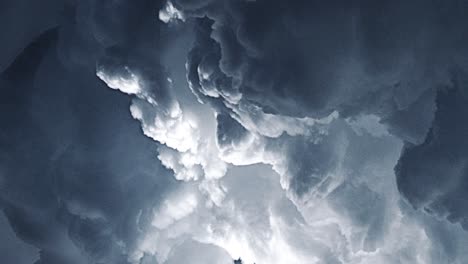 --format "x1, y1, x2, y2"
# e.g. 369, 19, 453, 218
3, 0, 468, 264
178, 0, 468, 231
0, 1, 179, 263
